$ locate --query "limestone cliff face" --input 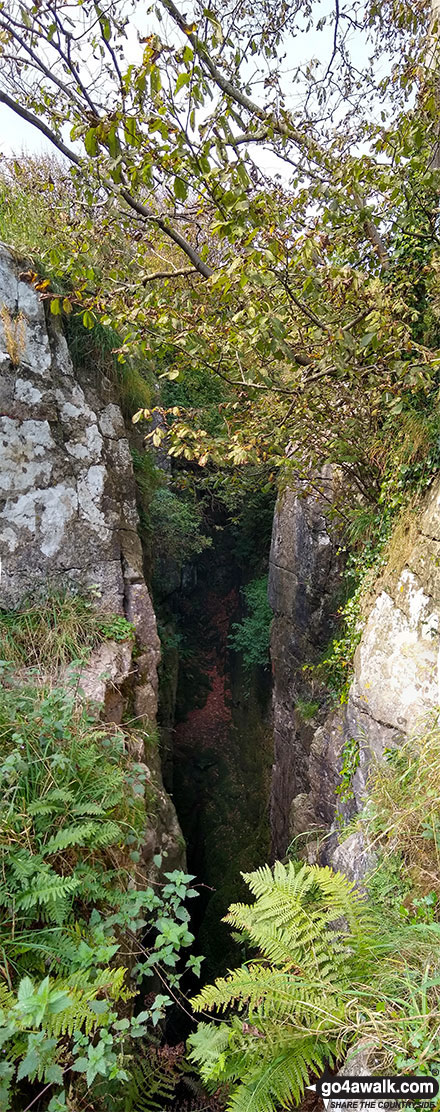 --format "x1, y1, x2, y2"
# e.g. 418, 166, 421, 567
0, 242, 183, 872
326, 482, 440, 824
269, 469, 440, 865
268, 469, 345, 858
